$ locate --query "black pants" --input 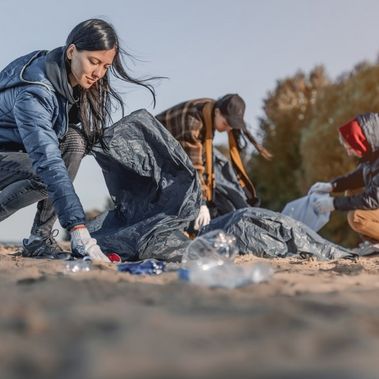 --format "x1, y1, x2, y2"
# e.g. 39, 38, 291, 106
0, 127, 87, 237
